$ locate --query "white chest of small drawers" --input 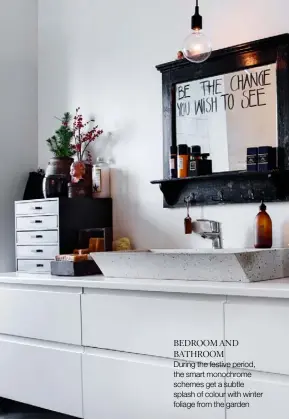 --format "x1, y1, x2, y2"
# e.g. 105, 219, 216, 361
15, 197, 113, 273
15, 199, 60, 273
